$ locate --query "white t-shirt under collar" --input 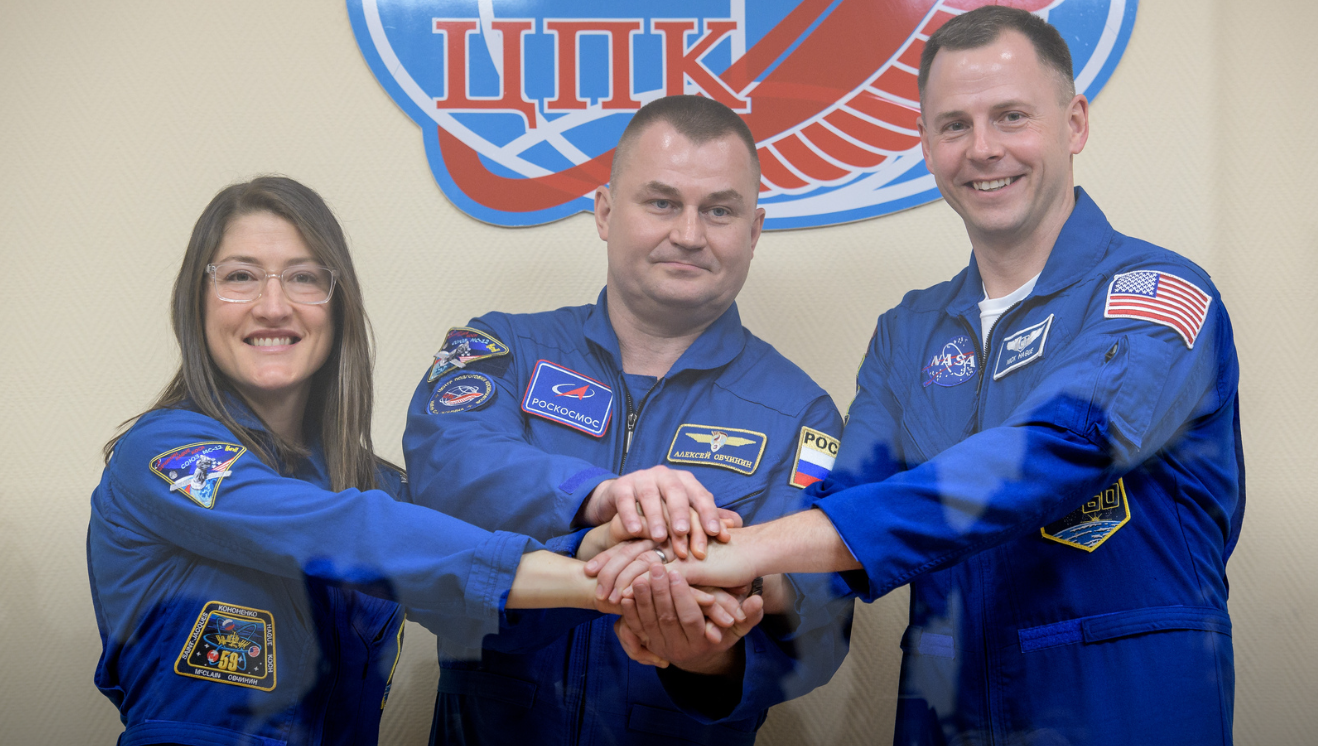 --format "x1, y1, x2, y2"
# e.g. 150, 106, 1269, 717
978, 272, 1040, 347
